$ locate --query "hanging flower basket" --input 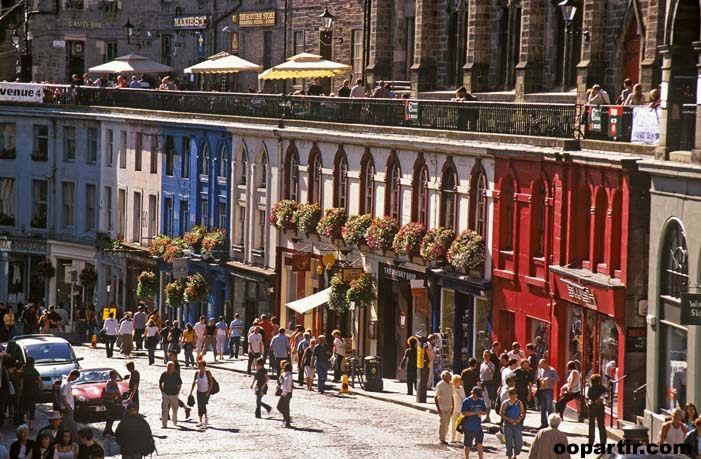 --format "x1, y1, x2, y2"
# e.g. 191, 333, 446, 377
202, 228, 226, 255
392, 222, 427, 257
183, 225, 207, 252
342, 214, 373, 246
420, 227, 456, 263
163, 238, 187, 263
268, 200, 298, 230
185, 272, 210, 304
366, 217, 399, 252
137, 271, 158, 301
95, 232, 113, 251
149, 234, 172, 259
35, 259, 55, 279
328, 274, 349, 312
164, 280, 186, 308
79, 266, 97, 287
345, 272, 376, 308
447, 230, 486, 272
294, 203, 322, 234
317, 208, 348, 240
